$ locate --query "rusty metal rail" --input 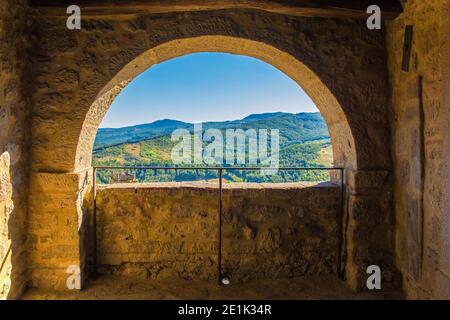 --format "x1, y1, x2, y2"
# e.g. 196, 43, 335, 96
92, 166, 345, 284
